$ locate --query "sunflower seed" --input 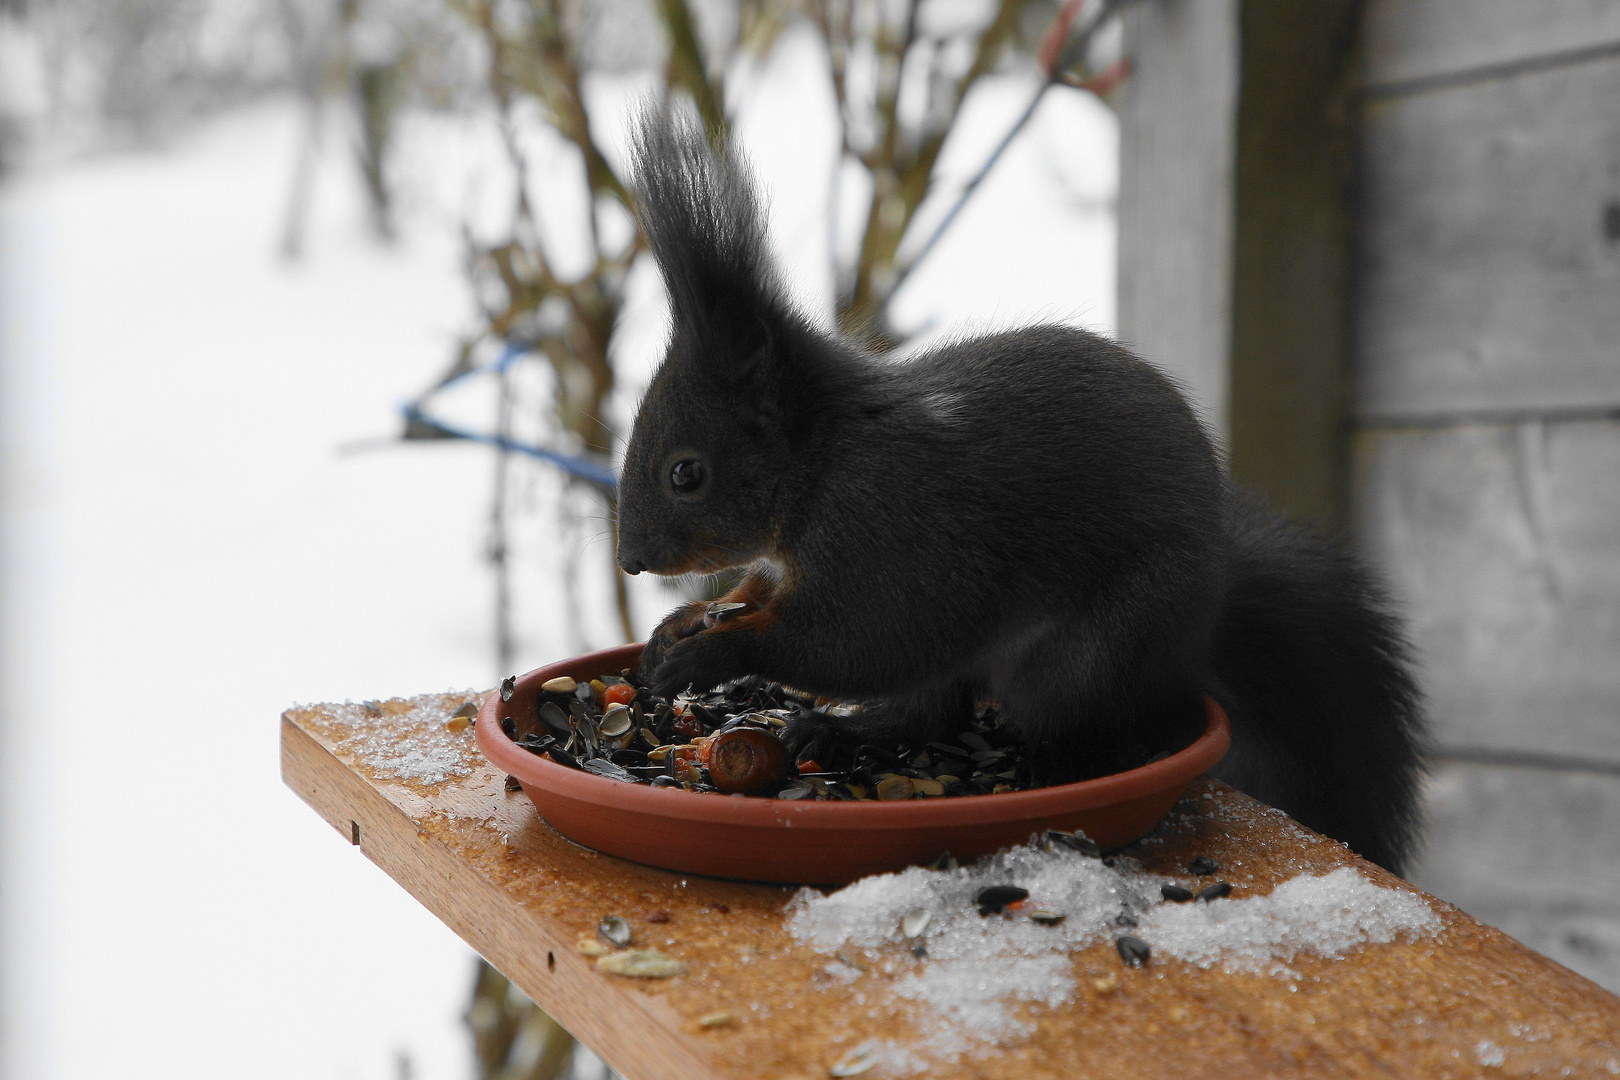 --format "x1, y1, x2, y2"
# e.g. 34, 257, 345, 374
597, 950, 683, 978
1161, 884, 1194, 902
500, 675, 517, 702
1116, 936, 1151, 967
1028, 910, 1066, 925
1197, 881, 1233, 902
1041, 829, 1102, 857
598, 915, 633, 948
777, 782, 813, 800
975, 885, 1029, 915
546, 747, 583, 770
503, 774, 523, 792
901, 907, 931, 939
583, 759, 635, 782
829, 1040, 882, 1077
697, 1010, 734, 1029
875, 775, 914, 801
600, 704, 633, 737
576, 936, 610, 958
705, 601, 747, 618
1188, 857, 1220, 875
540, 701, 571, 735
540, 676, 576, 694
